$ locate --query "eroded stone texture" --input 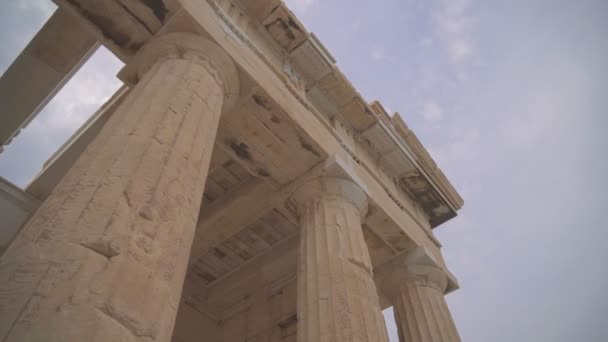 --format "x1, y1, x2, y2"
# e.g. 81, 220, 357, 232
292, 177, 389, 342
0, 33, 234, 342
388, 264, 460, 342
0, 1, 465, 340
